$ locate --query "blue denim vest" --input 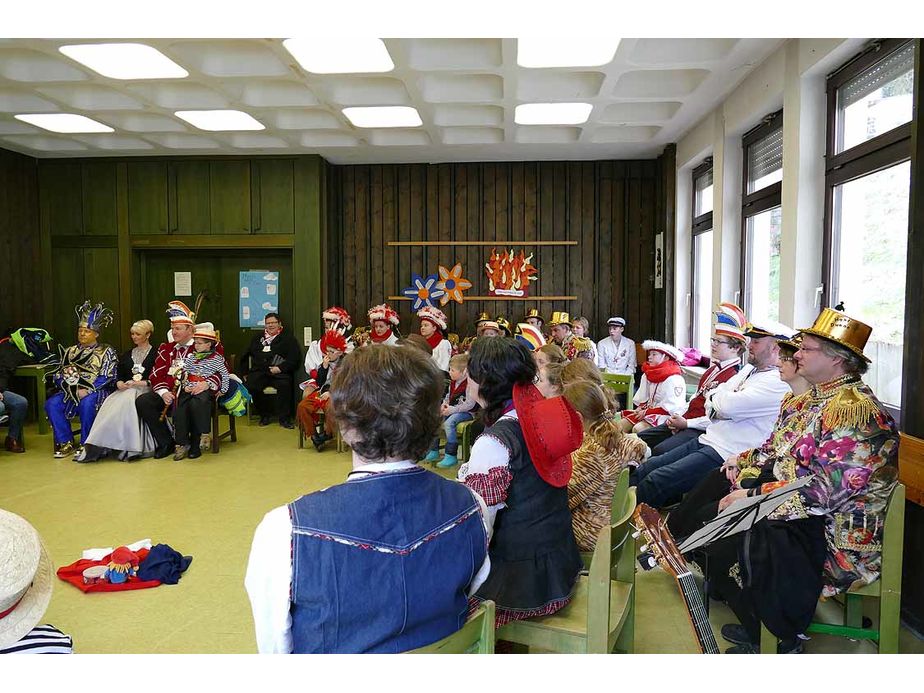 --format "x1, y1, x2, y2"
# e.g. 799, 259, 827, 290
288, 466, 488, 653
